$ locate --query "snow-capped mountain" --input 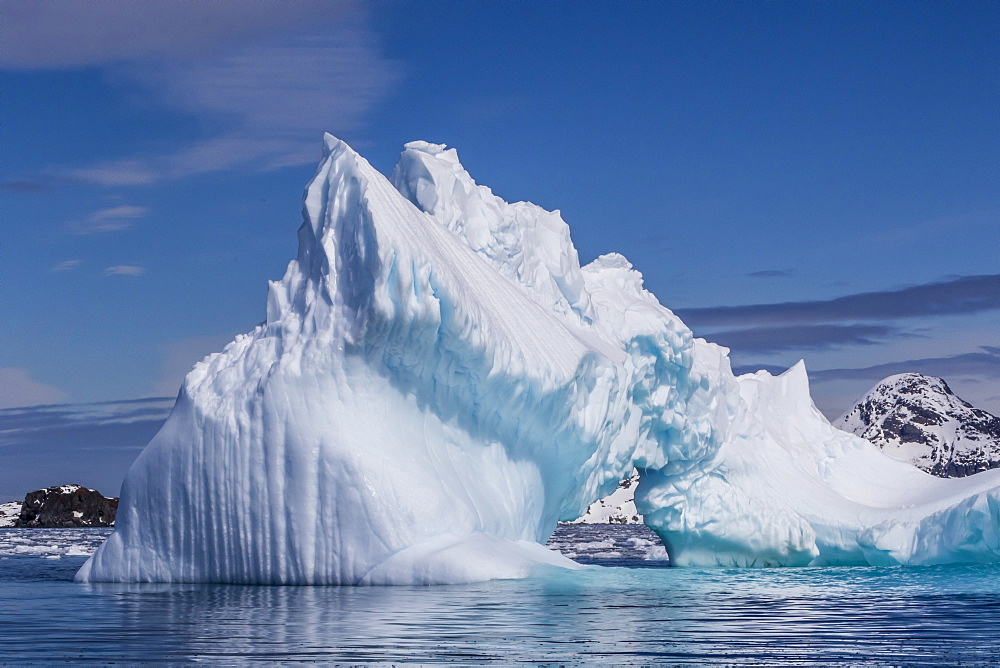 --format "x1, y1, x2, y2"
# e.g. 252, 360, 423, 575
835, 374, 1000, 478
572, 471, 641, 524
